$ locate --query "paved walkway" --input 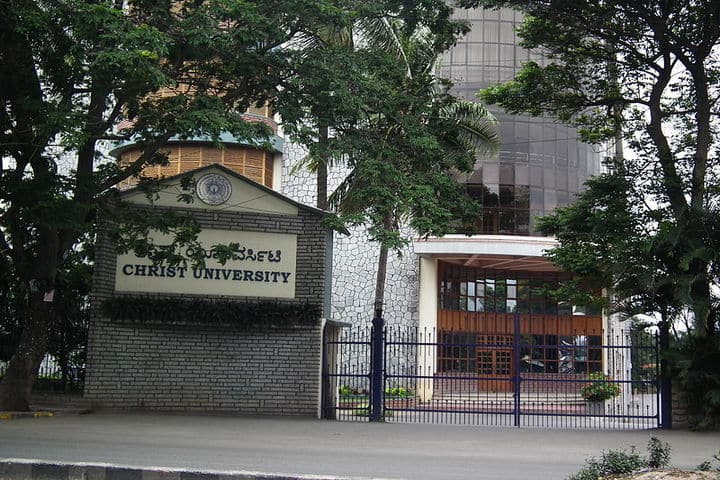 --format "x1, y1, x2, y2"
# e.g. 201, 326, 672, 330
1, 412, 719, 479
